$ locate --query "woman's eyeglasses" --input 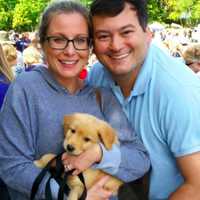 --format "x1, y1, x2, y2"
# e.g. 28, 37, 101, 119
46, 36, 90, 50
